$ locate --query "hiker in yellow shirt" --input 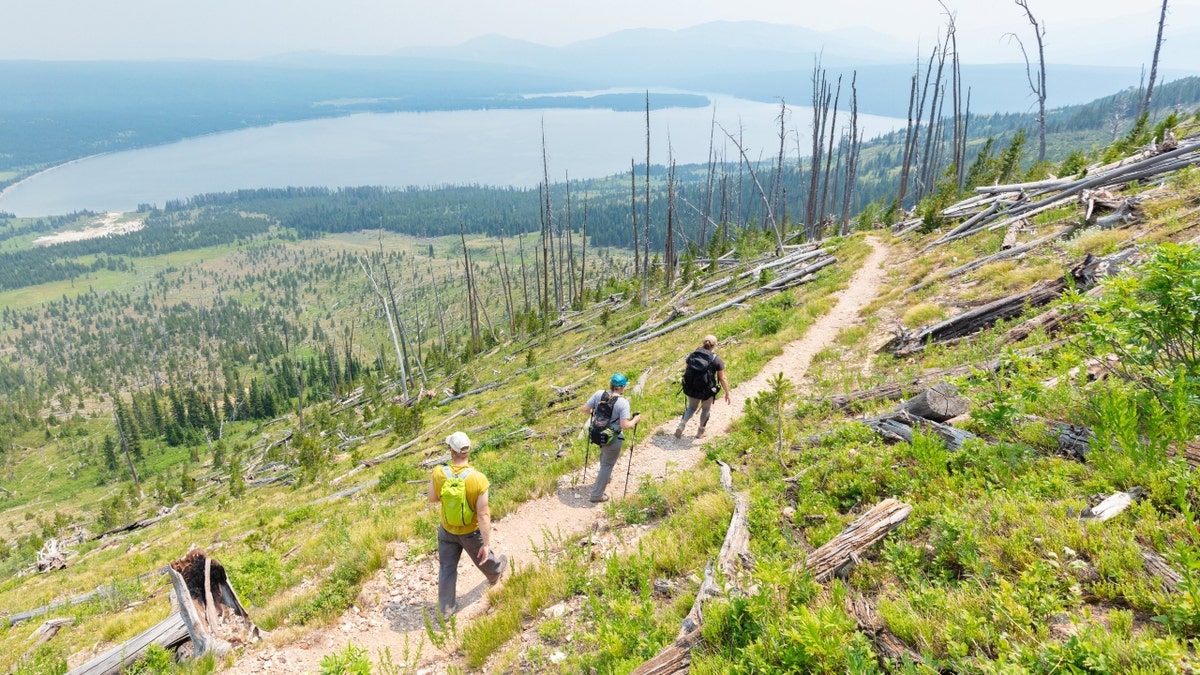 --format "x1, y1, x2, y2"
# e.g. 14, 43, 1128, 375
428, 431, 508, 616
